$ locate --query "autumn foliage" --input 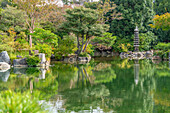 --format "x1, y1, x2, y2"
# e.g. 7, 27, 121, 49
150, 12, 170, 31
